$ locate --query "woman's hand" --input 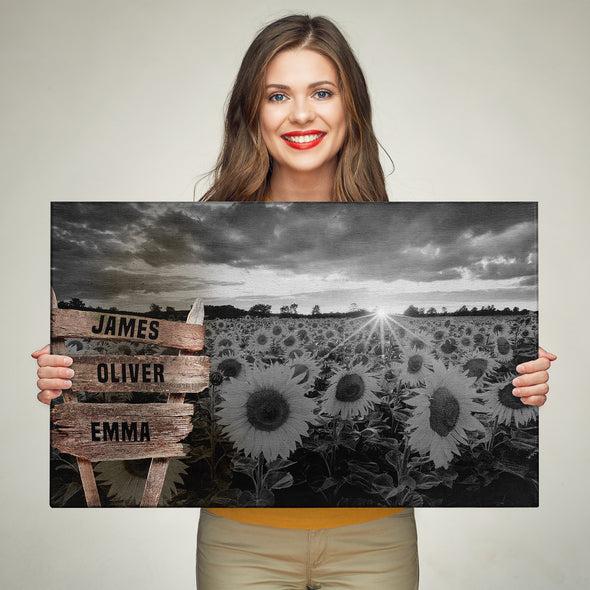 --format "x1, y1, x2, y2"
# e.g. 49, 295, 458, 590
31, 344, 74, 405
512, 346, 557, 406
31, 343, 557, 407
